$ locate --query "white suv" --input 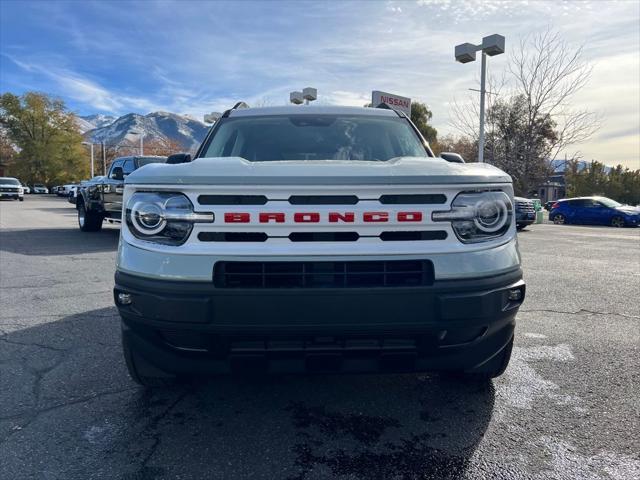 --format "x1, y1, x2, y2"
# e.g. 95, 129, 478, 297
113, 105, 525, 386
